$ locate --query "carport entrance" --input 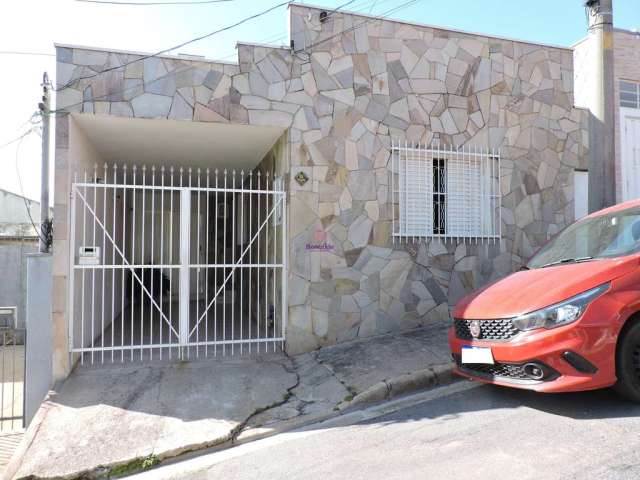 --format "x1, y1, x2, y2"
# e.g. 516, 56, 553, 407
67, 115, 287, 365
